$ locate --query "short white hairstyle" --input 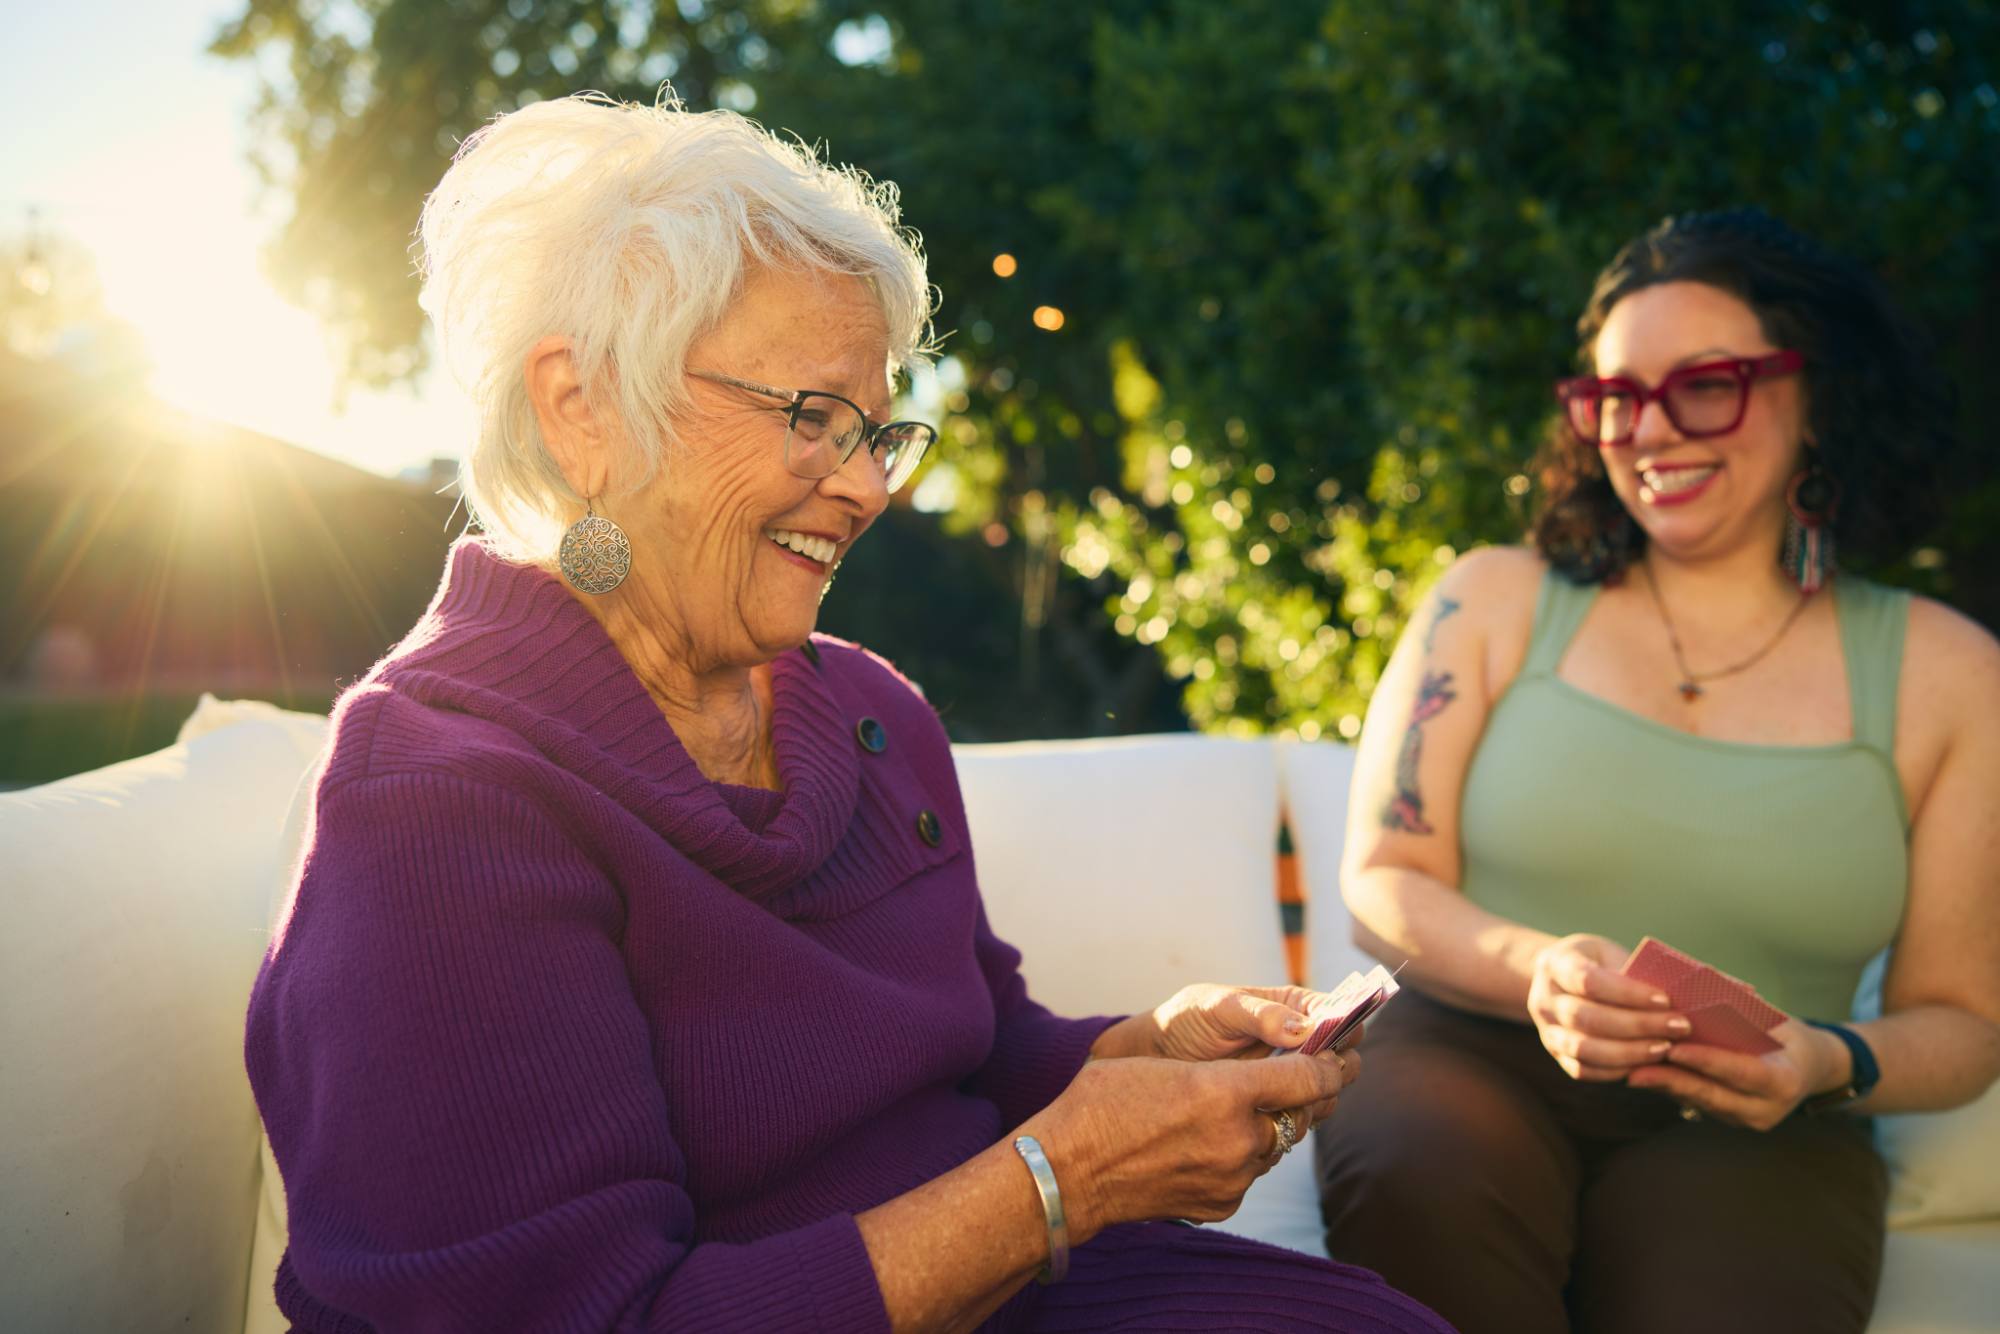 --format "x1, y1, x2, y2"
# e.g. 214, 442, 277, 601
418, 91, 934, 560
